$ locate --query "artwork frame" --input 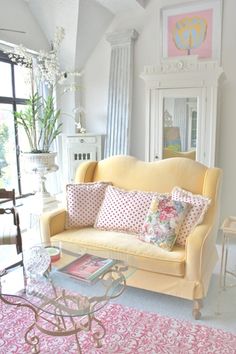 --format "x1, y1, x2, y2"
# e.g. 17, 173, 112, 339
161, 0, 223, 62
